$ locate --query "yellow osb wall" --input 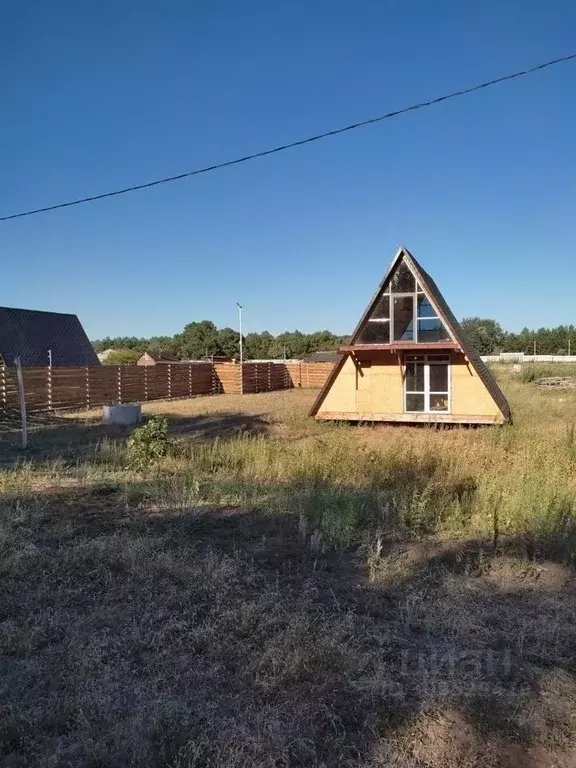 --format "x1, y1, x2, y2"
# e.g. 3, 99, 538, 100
318, 352, 402, 414
316, 352, 501, 420
450, 353, 500, 418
